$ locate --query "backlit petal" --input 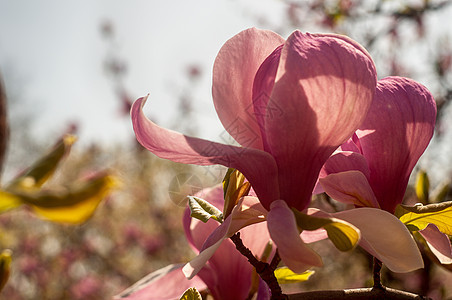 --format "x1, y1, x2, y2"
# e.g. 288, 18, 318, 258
265, 31, 377, 210
131, 96, 280, 208
114, 264, 207, 300
320, 171, 380, 208
212, 28, 284, 149
357, 77, 436, 213
419, 223, 452, 264
267, 200, 323, 272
